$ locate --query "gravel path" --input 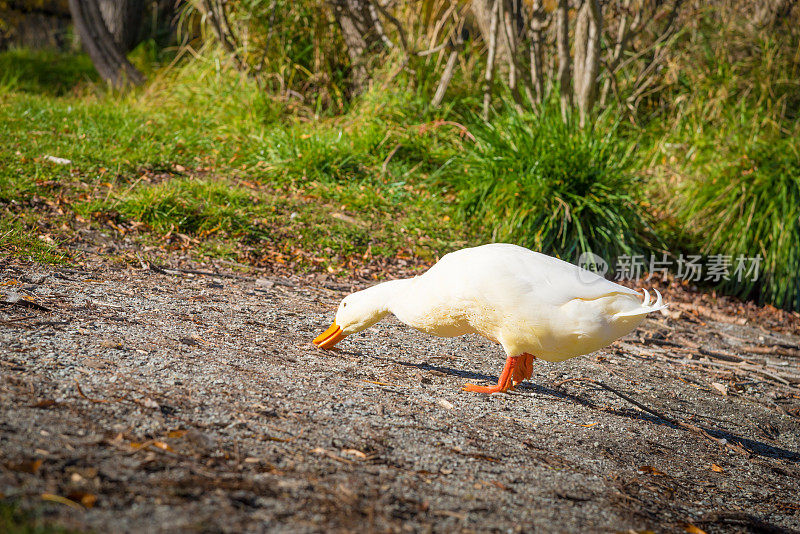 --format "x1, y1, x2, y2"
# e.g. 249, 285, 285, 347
2, 261, 800, 533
